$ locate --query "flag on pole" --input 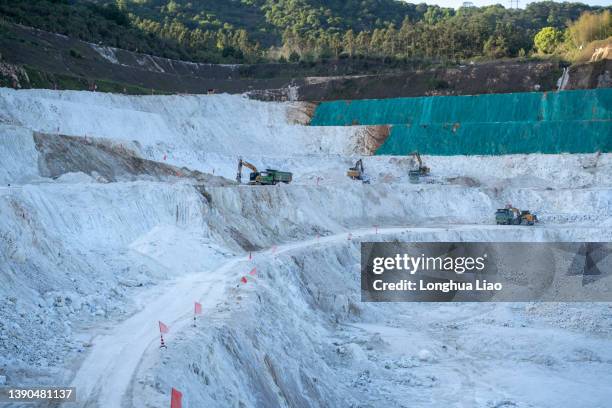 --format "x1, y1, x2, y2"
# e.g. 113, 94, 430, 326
159, 321, 169, 334
248, 252, 252, 260
194, 302, 202, 315
241, 276, 248, 284
170, 388, 182, 408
